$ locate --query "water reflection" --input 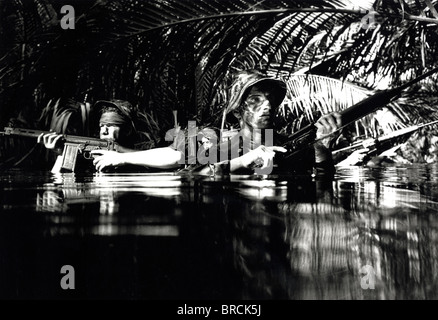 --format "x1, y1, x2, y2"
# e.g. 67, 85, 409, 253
4, 170, 185, 238
1, 166, 438, 299
222, 166, 438, 300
